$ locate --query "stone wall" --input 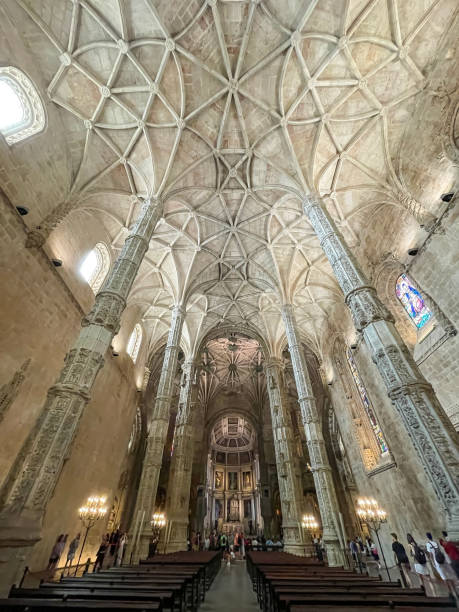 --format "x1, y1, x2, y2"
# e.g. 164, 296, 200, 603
0, 194, 139, 571
410, 206, 459, 430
